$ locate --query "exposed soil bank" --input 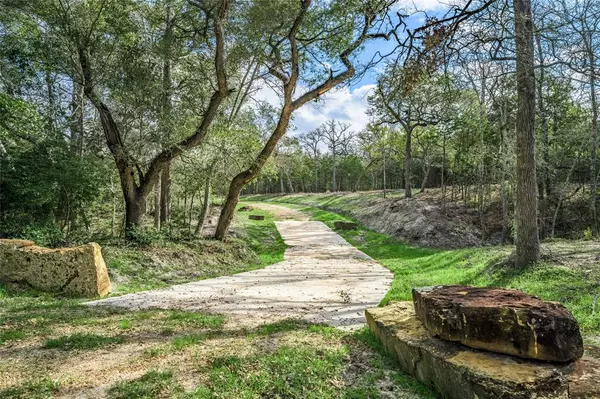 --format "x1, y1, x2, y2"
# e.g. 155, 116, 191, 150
246, 192, 485, 249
